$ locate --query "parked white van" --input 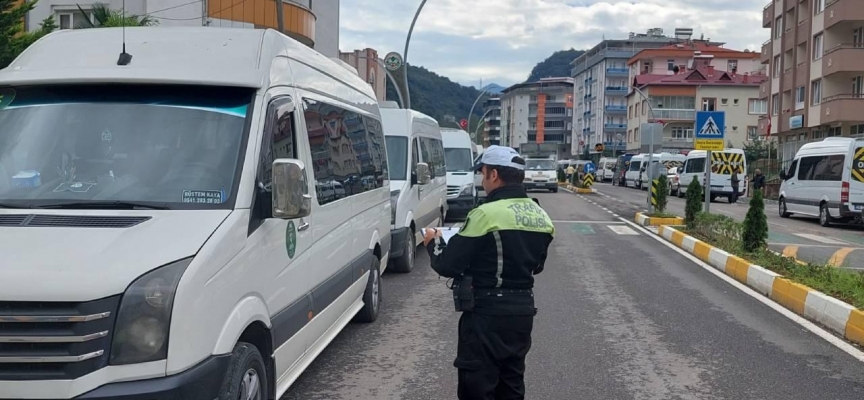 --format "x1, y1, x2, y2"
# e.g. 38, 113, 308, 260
441, 128, 477, 215
382, 105, 446, 272
625, 154, 646, 188
778, 137, 864, 226
0, 27, 391, 399
598, 157, 617, 182
679, 149, 747, 202
639, 153, 686, 189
